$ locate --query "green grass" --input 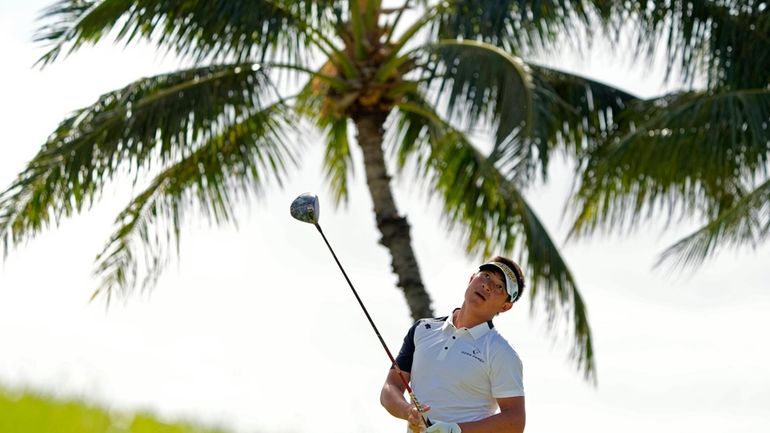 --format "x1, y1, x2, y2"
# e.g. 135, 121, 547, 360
0, 386, 232, 433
